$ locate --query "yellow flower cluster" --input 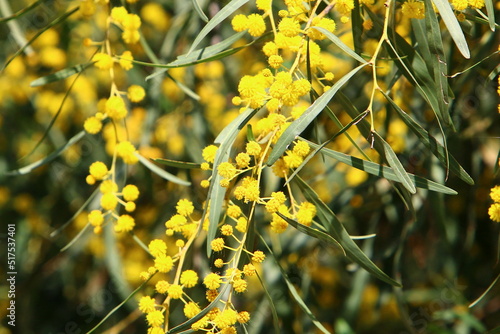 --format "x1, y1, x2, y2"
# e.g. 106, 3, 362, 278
488, 186, 500, 223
